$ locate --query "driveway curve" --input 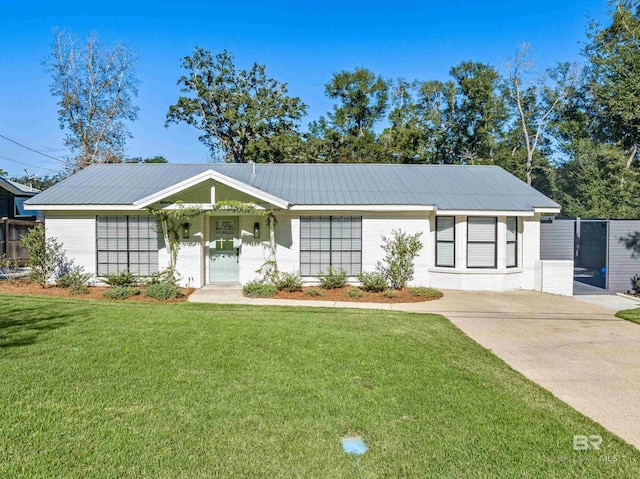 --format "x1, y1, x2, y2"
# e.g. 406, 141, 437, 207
394, 290, 640, 450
